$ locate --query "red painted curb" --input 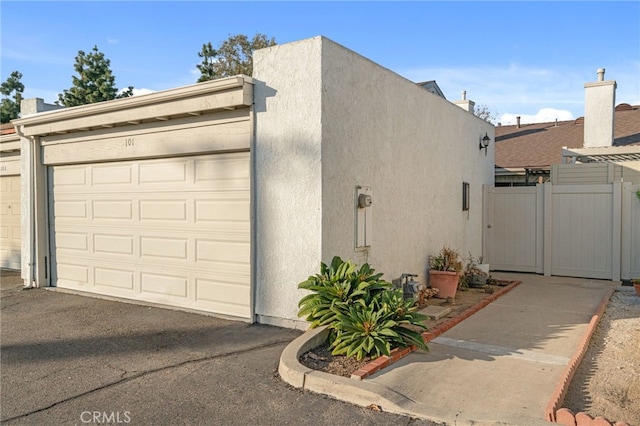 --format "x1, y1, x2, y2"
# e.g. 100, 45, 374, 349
351, 280, 521, 380
545, 286, 615, 423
